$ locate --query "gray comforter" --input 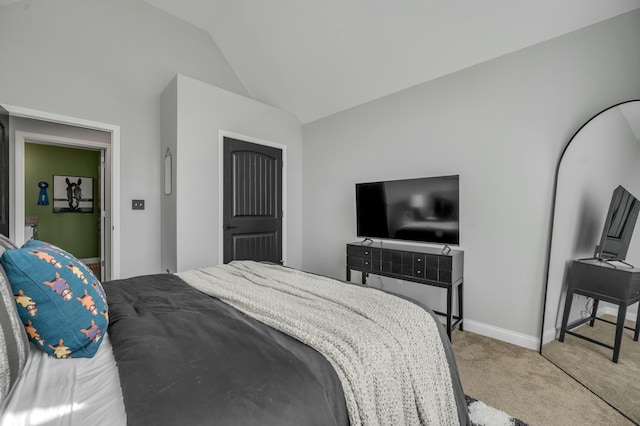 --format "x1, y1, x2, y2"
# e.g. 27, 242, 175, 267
105, 273, 348, 426
104, 267, 469, 425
